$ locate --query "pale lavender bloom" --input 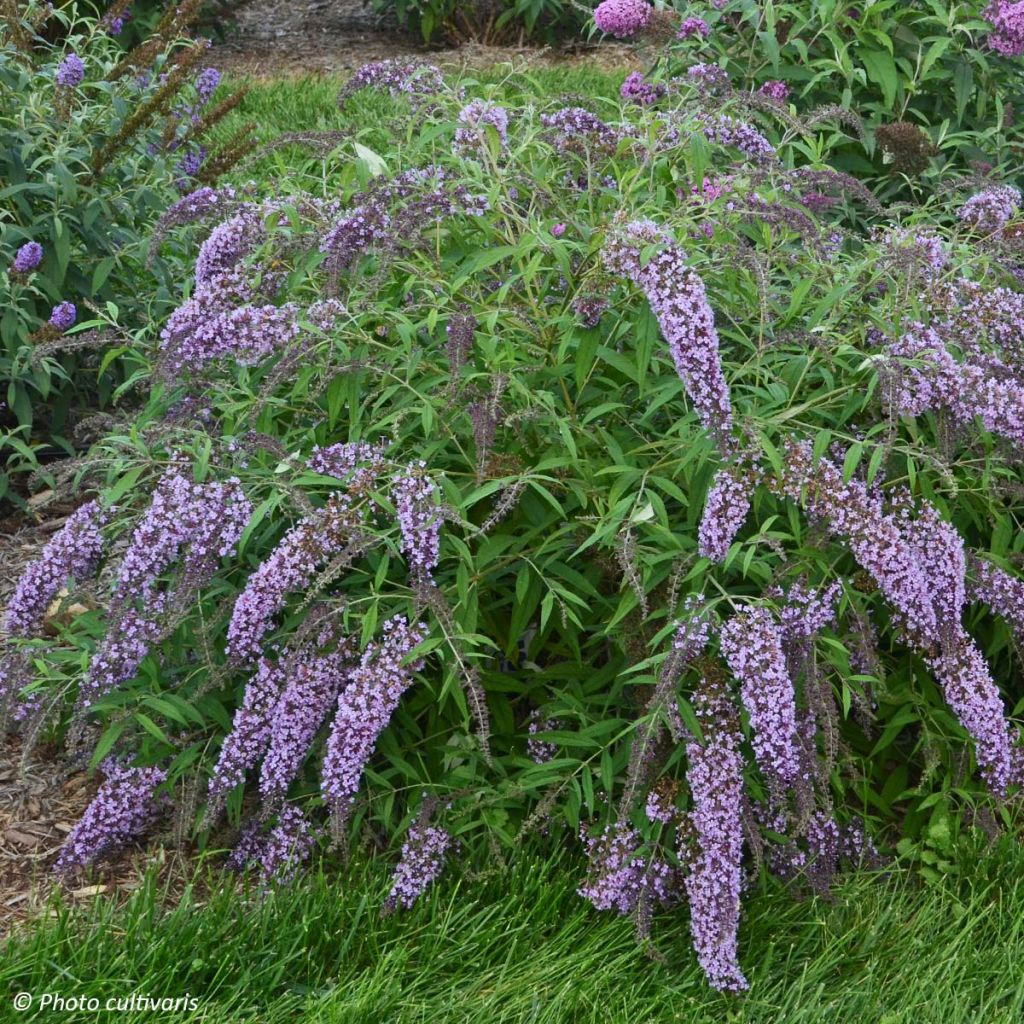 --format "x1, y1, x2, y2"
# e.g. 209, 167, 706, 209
307, 440, 388, 488
720, 607, 800, 785
677, 16, 710, 39
453, 99, 509, 158
11, 241, 43, 273
540, 107, 625, 155
603, 220, 732, 447
776, 579, 842, 641
526, 711, 562, 763
782, 443, 939, 650
686, 63, 731, 94
620, 71, 666, 106
958, 185, 1021, 234
320, 616, 427, 830
338, 60, 445, 112
208, 656, 287, 810
699, 114, 776, 163
54, 759, 167, 873
384, 821, 452, 911
259, 645, 351, 806
226, 493, 360, 664
578, 822, 643, 913
392, 463, 441, 580
969, 557, 1024, 642
879, 227, 948, 281
758, 80, 790, 103
48, 302, 76, 331
593, 0, 651, 37
683, 683, 747, 991
227, 804, 316, 885
698, 467, 753, 562
644, 788, 675, 824
80, 599, 165, 710
56, 53, 85, 88
4, 501, 104, 636
194, 207, 267, 290
985, 1, 1024, 55
195, 67, 220, 103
